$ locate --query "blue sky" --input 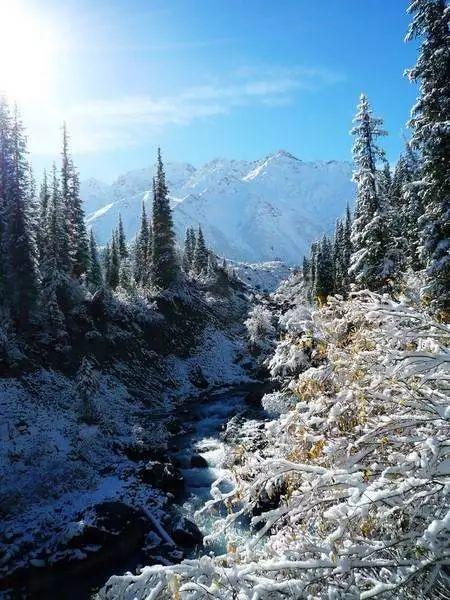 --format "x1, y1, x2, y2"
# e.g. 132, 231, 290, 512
13, 0, 418, 182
